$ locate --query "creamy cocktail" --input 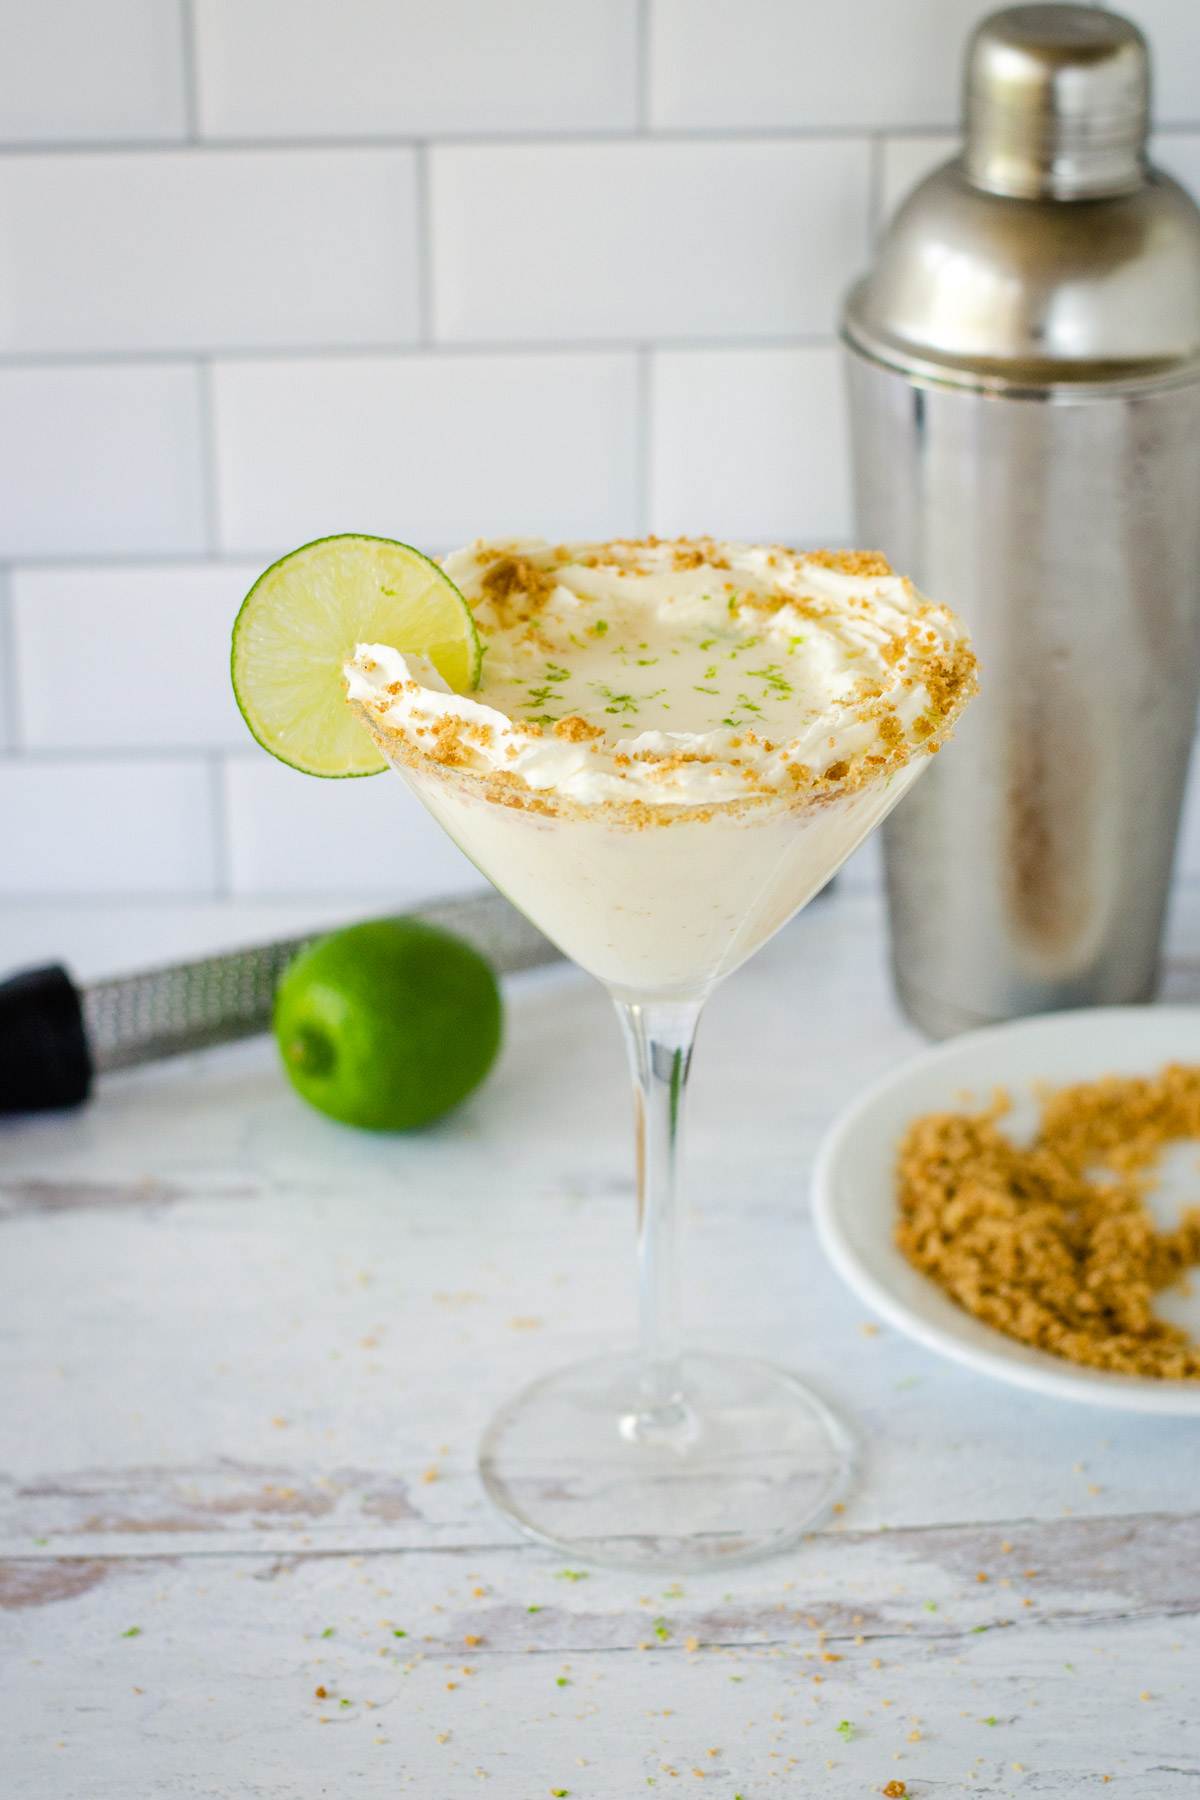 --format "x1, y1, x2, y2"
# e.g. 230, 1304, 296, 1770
346, 538, 972, 998
232, 527, 975, 1571
339, 536, 975, 1568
